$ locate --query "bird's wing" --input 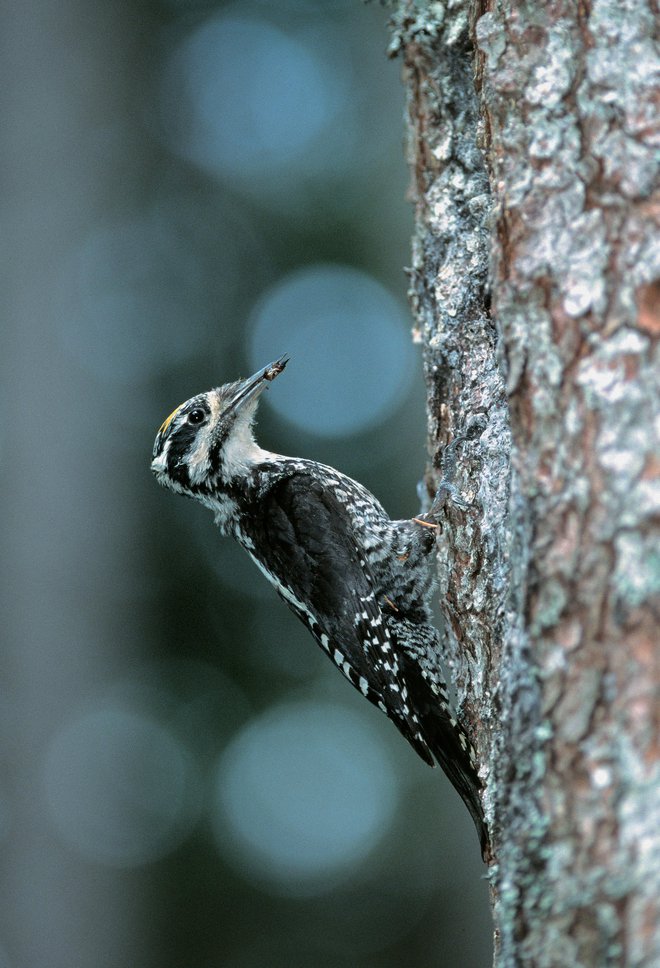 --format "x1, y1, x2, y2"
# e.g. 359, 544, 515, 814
240, 472, 433, 763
